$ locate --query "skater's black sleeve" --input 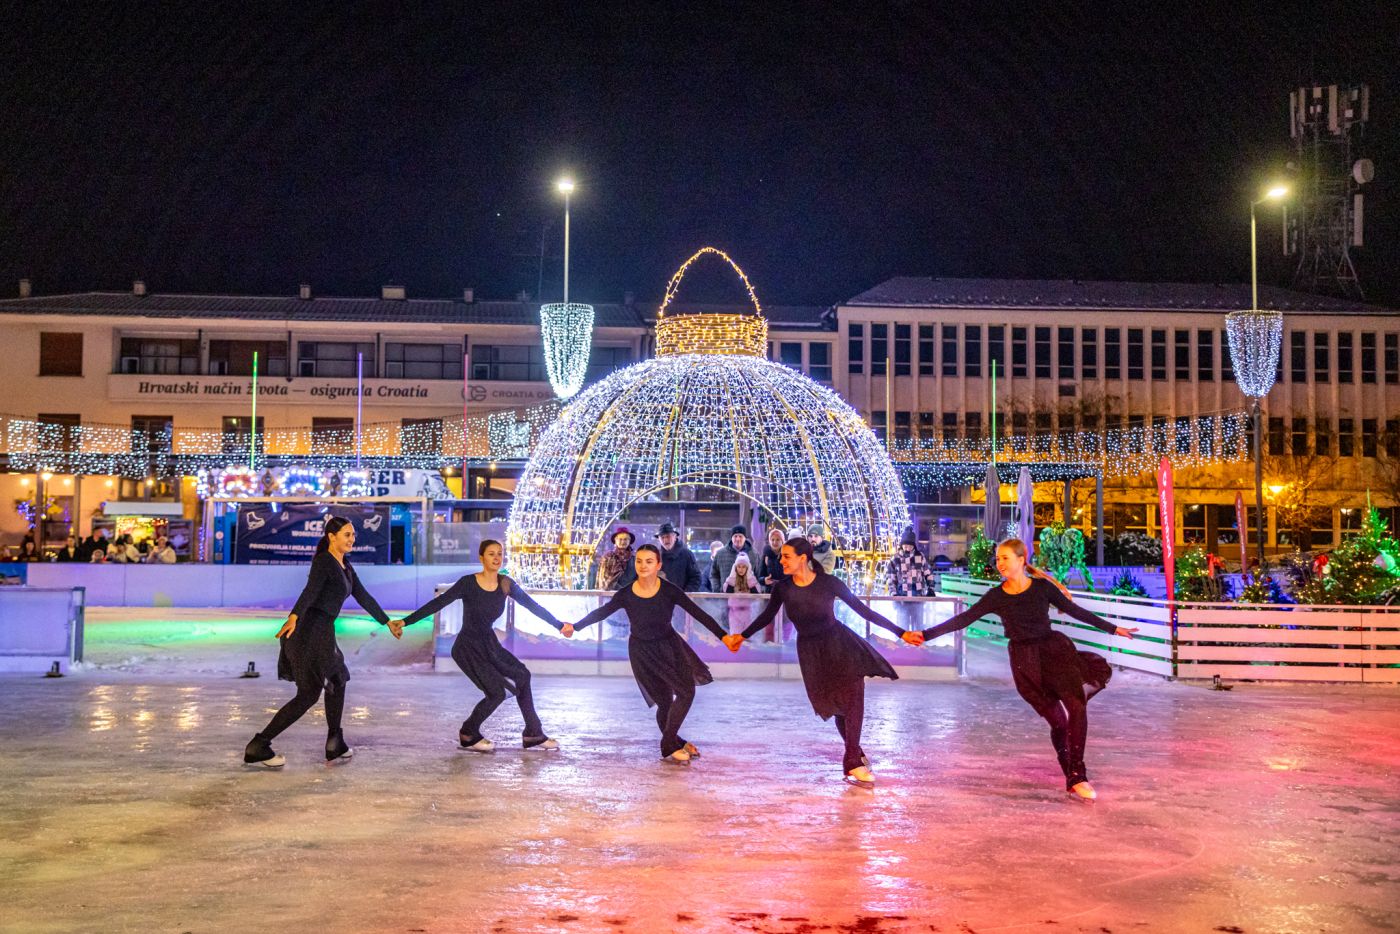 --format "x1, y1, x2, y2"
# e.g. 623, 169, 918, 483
829, 577, 905, 637
741, 583, 785, 639
573, 591, 628, 632
401, 576, 468, 627
920, 588, 1001, 640
503, 577, 564, 631
670, 584, 727, 640
348, 563, 391, 625
290, 553, 338, 620
1046, 582, 1118, 634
